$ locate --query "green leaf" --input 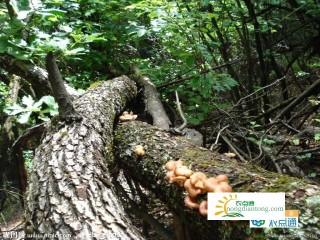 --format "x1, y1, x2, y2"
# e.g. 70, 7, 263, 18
247, 137, 258, 143
314, 133, 320, 141
189, 117, 200, 125
308, 173, 317, 178
17, 111, 32, 124
292, 139, 300, 145
4, 104, 25, 115
0, 36, 10, 53
38, 115, 50, 121
263, 138, 276, 145
22, 95, 35, 108
137, 28, 147, 37
296, 153, 312, 160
